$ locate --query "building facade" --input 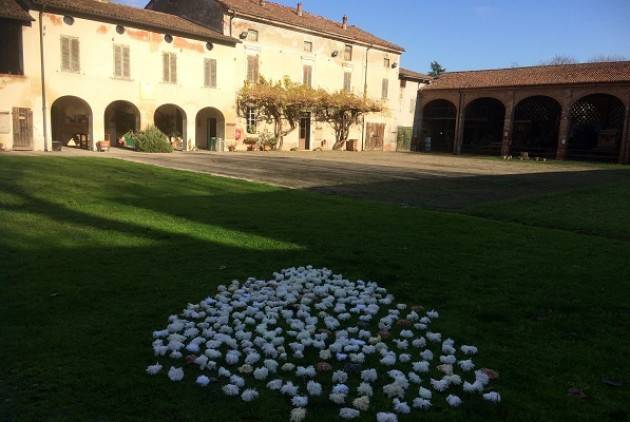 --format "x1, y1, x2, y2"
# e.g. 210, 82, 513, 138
1, 0, 420, 153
